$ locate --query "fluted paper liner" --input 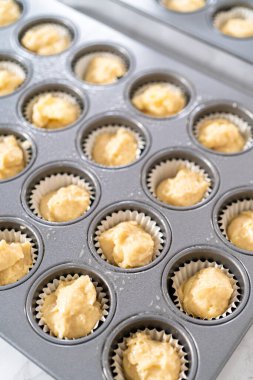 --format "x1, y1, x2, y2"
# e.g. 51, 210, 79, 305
83, 125, 145, 166
147, 158, 212, 204
193, 112, 253, 151
22, 22, 72, 53
171, 260, 240, 320
35, 273, 109, 339
29, 173, 95, 220
73, 51, 128, 82
0, 133, 32, 174
131, 81, 187, 114
214, 7, 253, 36
94, 209, 164, 265
0, 228, 37, 277
111, 327, 188, 380
219, 198, 253, 242
23, 90, 81, 127
0, 60, 26, 93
